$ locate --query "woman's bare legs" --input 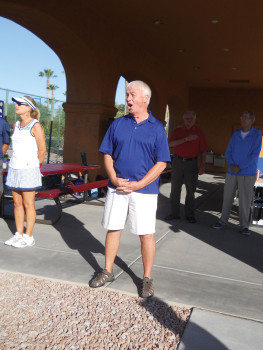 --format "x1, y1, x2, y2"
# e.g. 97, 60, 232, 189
12, 190, 36, 237
22, 191, 36, 237
12, 190, 24, 235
